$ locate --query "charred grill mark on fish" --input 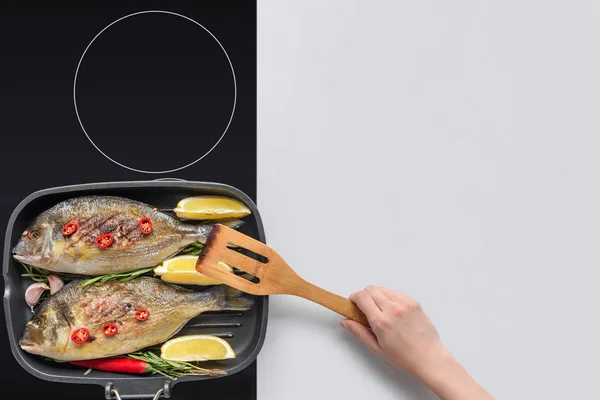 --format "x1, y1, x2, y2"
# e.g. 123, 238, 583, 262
83, 296, 131, 325
118, 219, 145, 249
94, 214, 126, 236
67, 214, 116, 247
66, 212, 148, 251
